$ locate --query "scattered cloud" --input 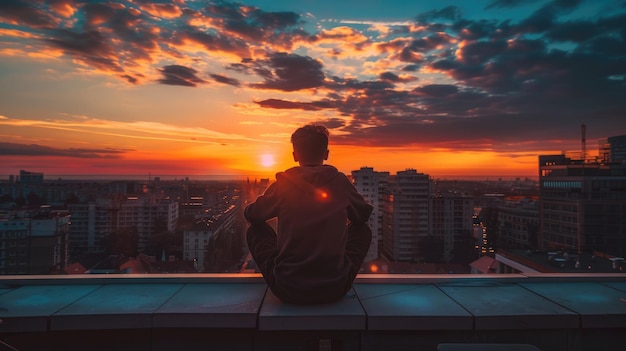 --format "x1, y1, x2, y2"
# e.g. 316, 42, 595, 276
158, 65, 206, 87
1, 0, 625, 158
0, 142, 126, 158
